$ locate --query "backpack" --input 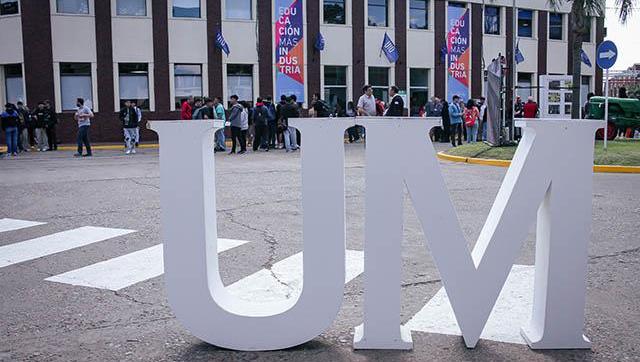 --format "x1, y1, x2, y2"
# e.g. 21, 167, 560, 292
464, 108, 477, 127
315, 100, 331, 117
266, 103, 276, 121
254, 106, 267, 126
375, 99, 385, 116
